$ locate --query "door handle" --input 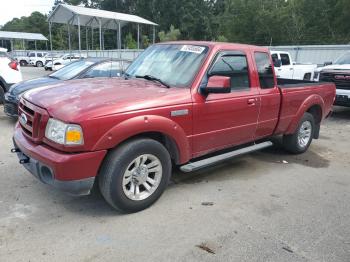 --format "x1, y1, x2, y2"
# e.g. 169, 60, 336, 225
247, 98, 256, 105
